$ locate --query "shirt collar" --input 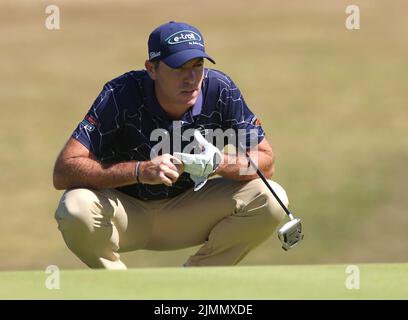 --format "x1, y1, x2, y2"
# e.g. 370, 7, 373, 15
191, 89, 203, 117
